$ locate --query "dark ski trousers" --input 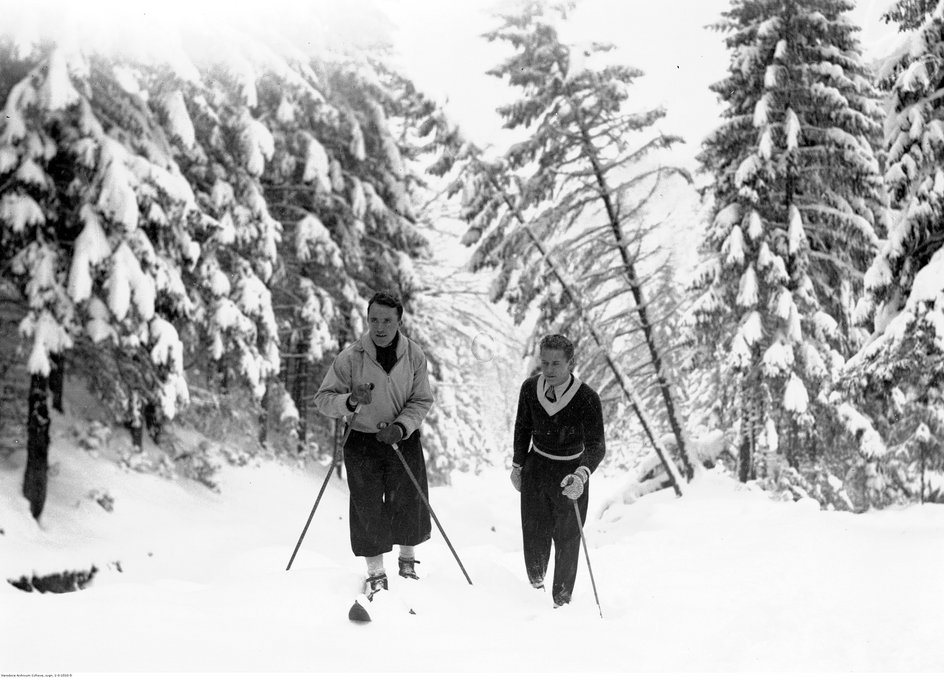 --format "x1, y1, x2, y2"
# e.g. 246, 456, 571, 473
520, 452, 589, 606
343, 429, 431, 557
